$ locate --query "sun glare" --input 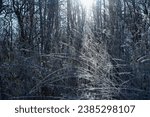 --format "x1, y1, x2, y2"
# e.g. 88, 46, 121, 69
80, 0, 94, 10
